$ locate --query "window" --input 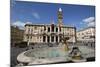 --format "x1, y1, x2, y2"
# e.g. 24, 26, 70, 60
51, 24, 54, 32
43, 36, 46, 42
67, 33, 70, 35
27, 36, 29, 39
90, 36, 95, 38
78, 33, 80, 35
44, 26, 46, 31
34, 26, 37, 30
82, 33, 84, 35
82, 37, 84, 39
51, 36, 54, 42
56, 36, 58, 42
30, 36, 32, 39
47, 36, 50, 42
56, 27, 58, 32
28, 28, 30, 33
48, 27, 50, 32
41, 30, 42, 32
37, 36, 39, 39
59, 36, 62, 42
